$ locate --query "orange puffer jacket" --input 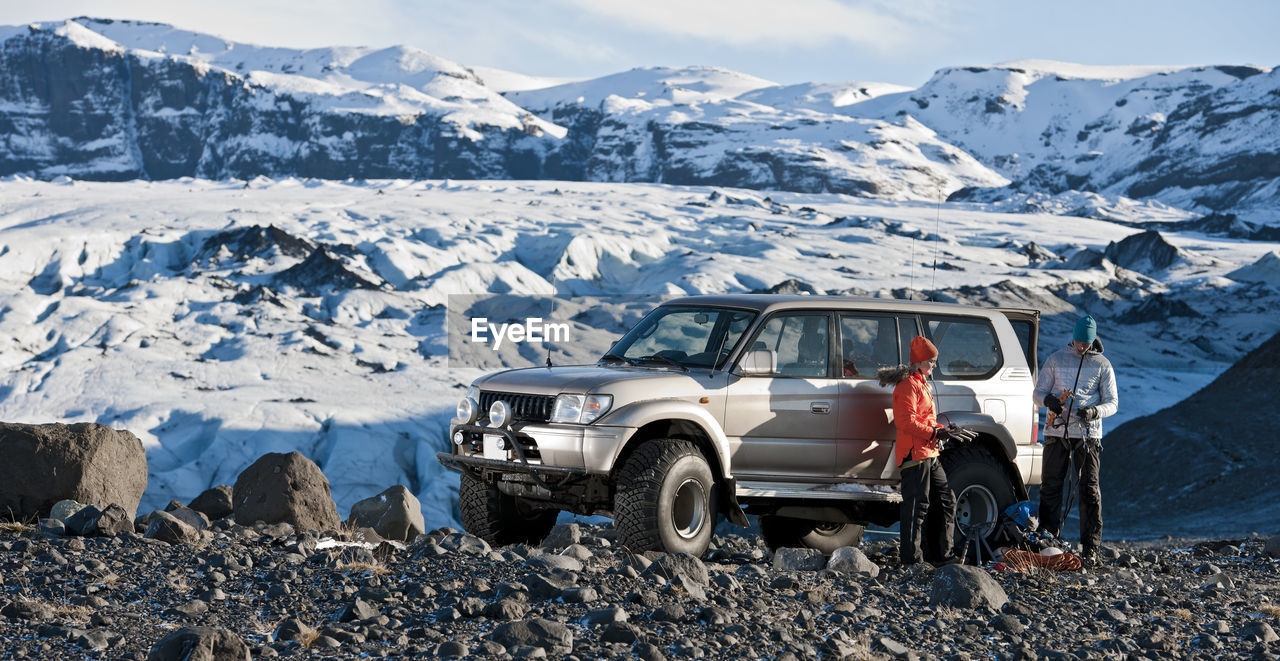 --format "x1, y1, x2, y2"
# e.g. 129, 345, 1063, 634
892, 370, 940, 466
